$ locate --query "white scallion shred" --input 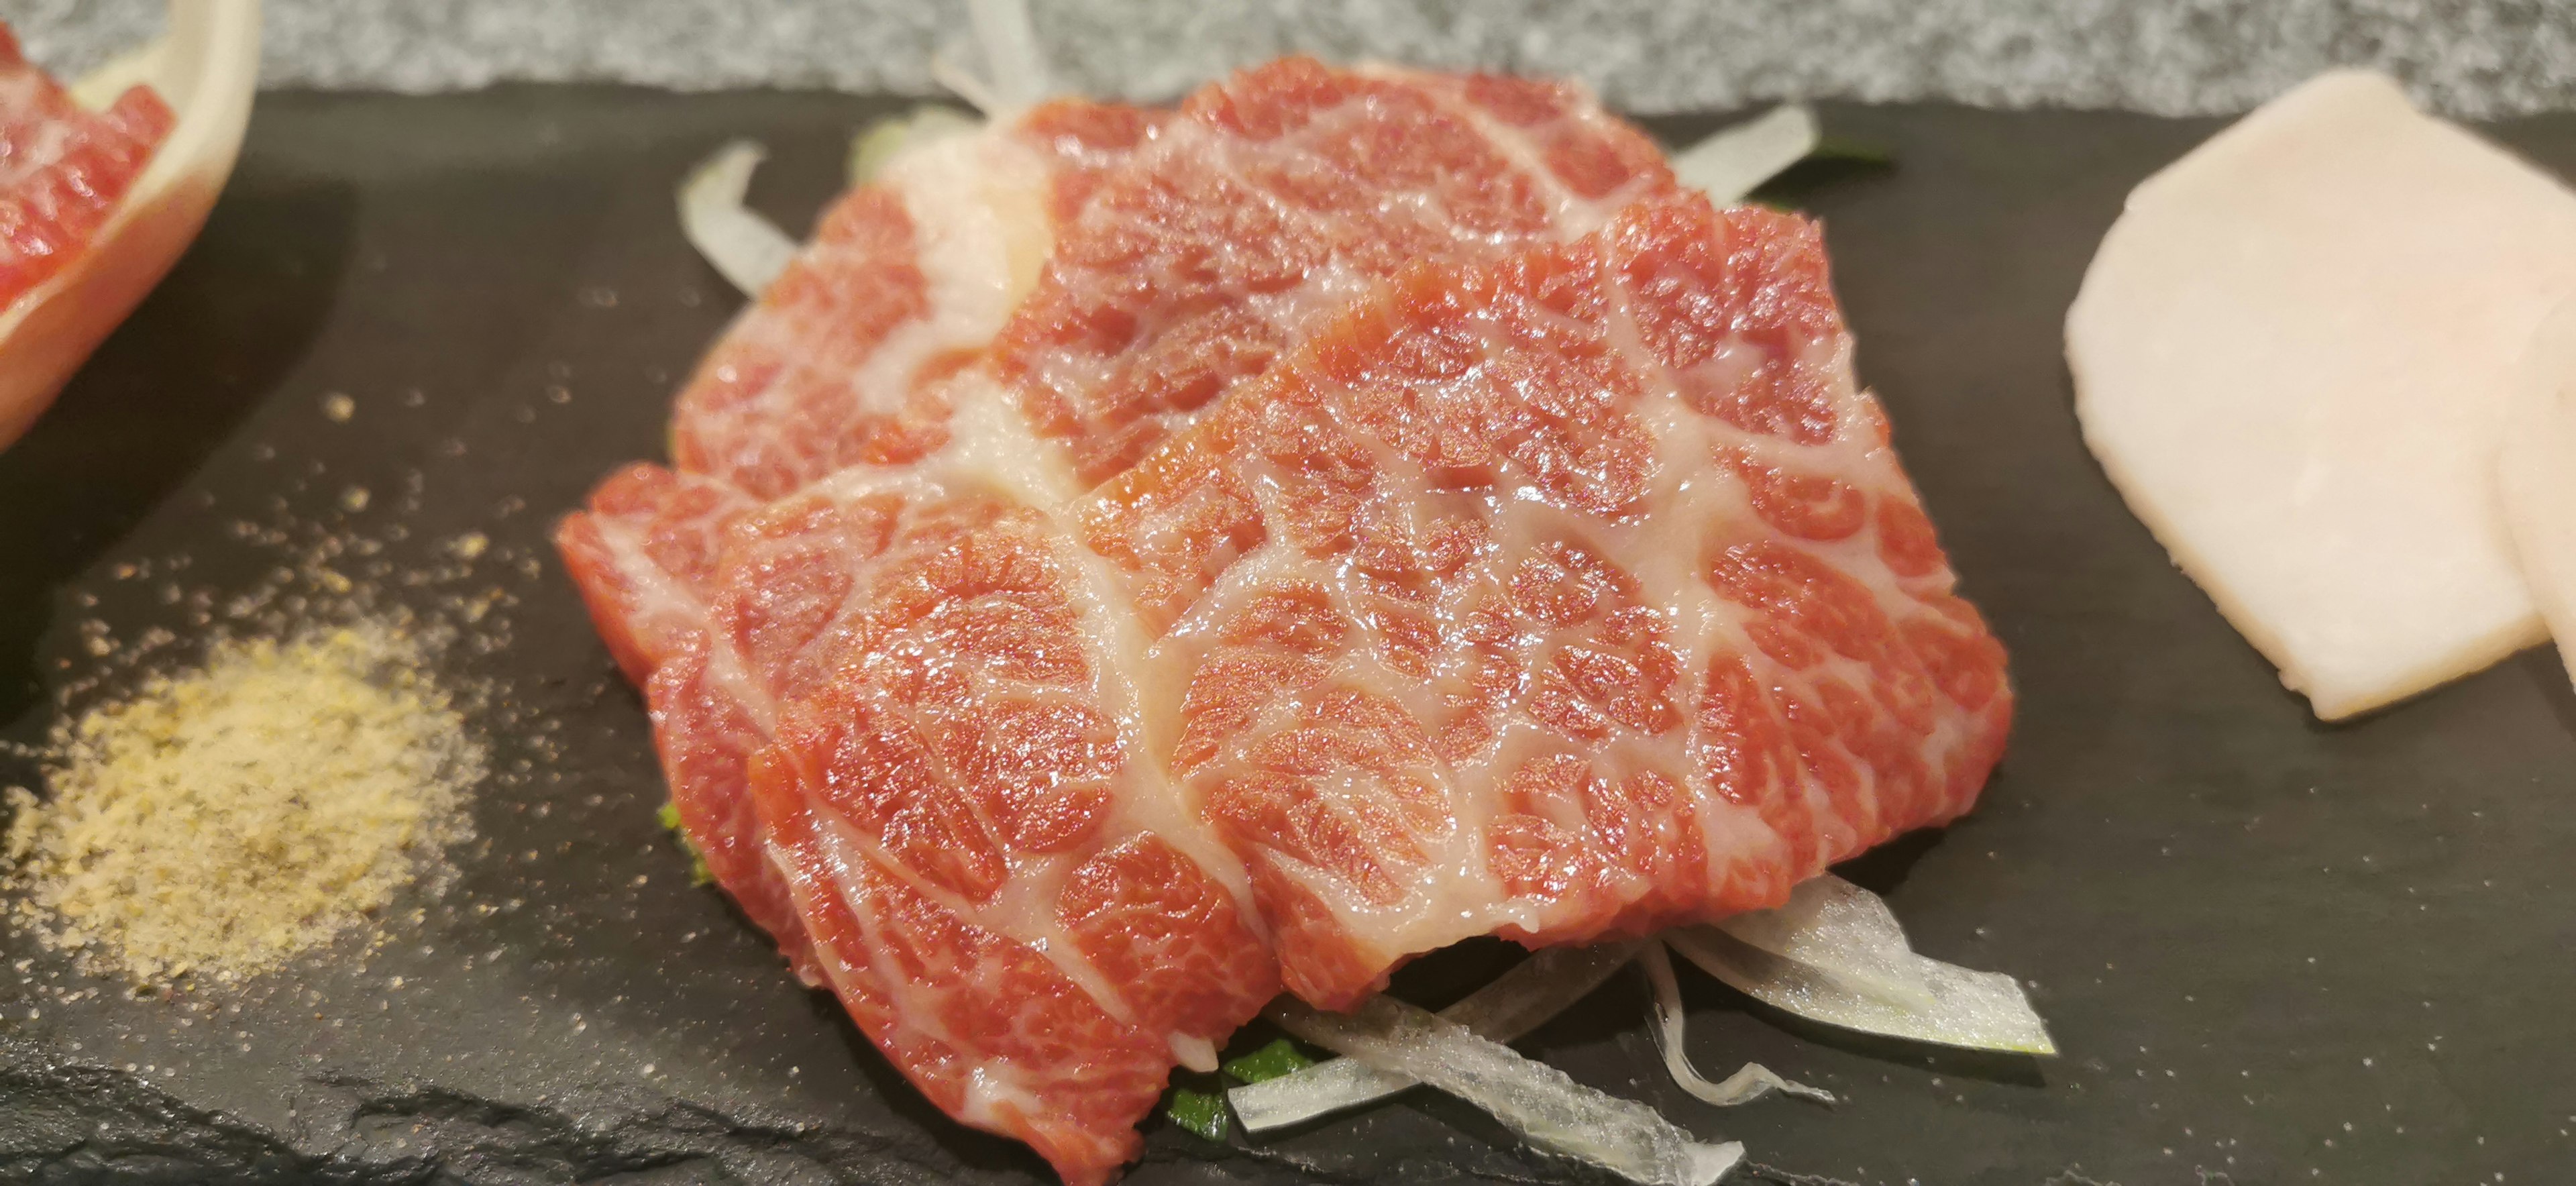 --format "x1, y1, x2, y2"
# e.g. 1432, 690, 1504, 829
676, 141, 799, 297
1271, 995, 1741, 1186
1640, 942, 1835, 1108
1670, 104, 1820, 205
1231, 942, 1639, 1132
1669, 875, 2056, 1055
